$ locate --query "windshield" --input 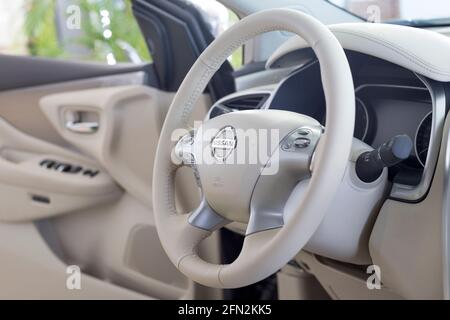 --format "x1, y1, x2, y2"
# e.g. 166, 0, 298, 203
328, 0, 450, 26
